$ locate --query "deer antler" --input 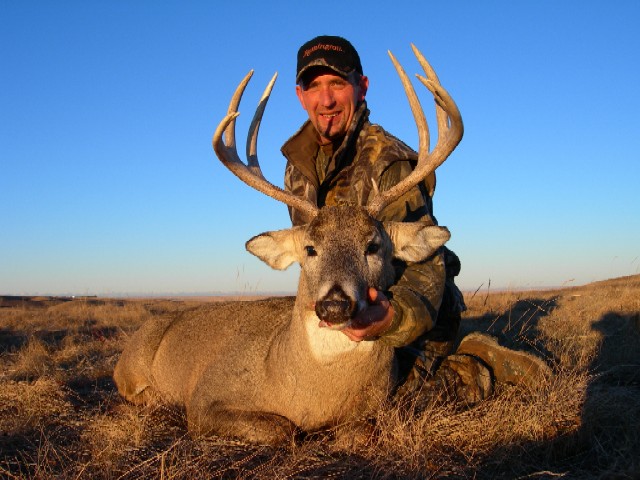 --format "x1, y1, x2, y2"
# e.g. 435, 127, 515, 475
212, 70, 320, 220
367, 45, 464, 218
